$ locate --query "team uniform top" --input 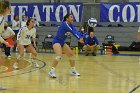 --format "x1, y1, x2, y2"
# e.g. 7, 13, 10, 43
21, 21, 27, 28
53, 21, 82, 46
0, 16, 5, 43
12, 20, 20, 30
2, 27, 15, 39
17, 26, 36, 45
